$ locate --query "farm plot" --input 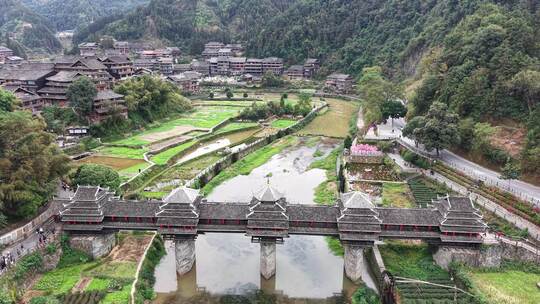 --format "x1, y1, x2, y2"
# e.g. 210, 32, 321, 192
111, 106, 242, 147
75, 156, 146, 171
271, 119, 297, 129
300, 98, 359, 138
31, 232, 153, 303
